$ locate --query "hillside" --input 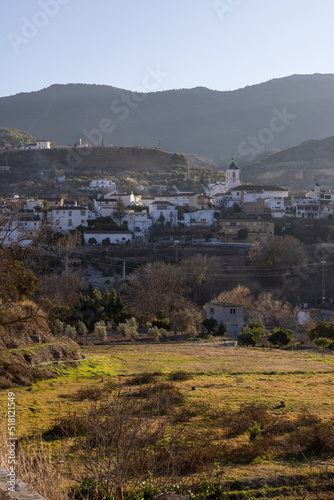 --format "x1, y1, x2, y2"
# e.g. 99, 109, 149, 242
0, 301, 83, 388
0, 127, 36, 149
2, 74, 334, 159
0, 146, 219, 188
241, 135, 334, 190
